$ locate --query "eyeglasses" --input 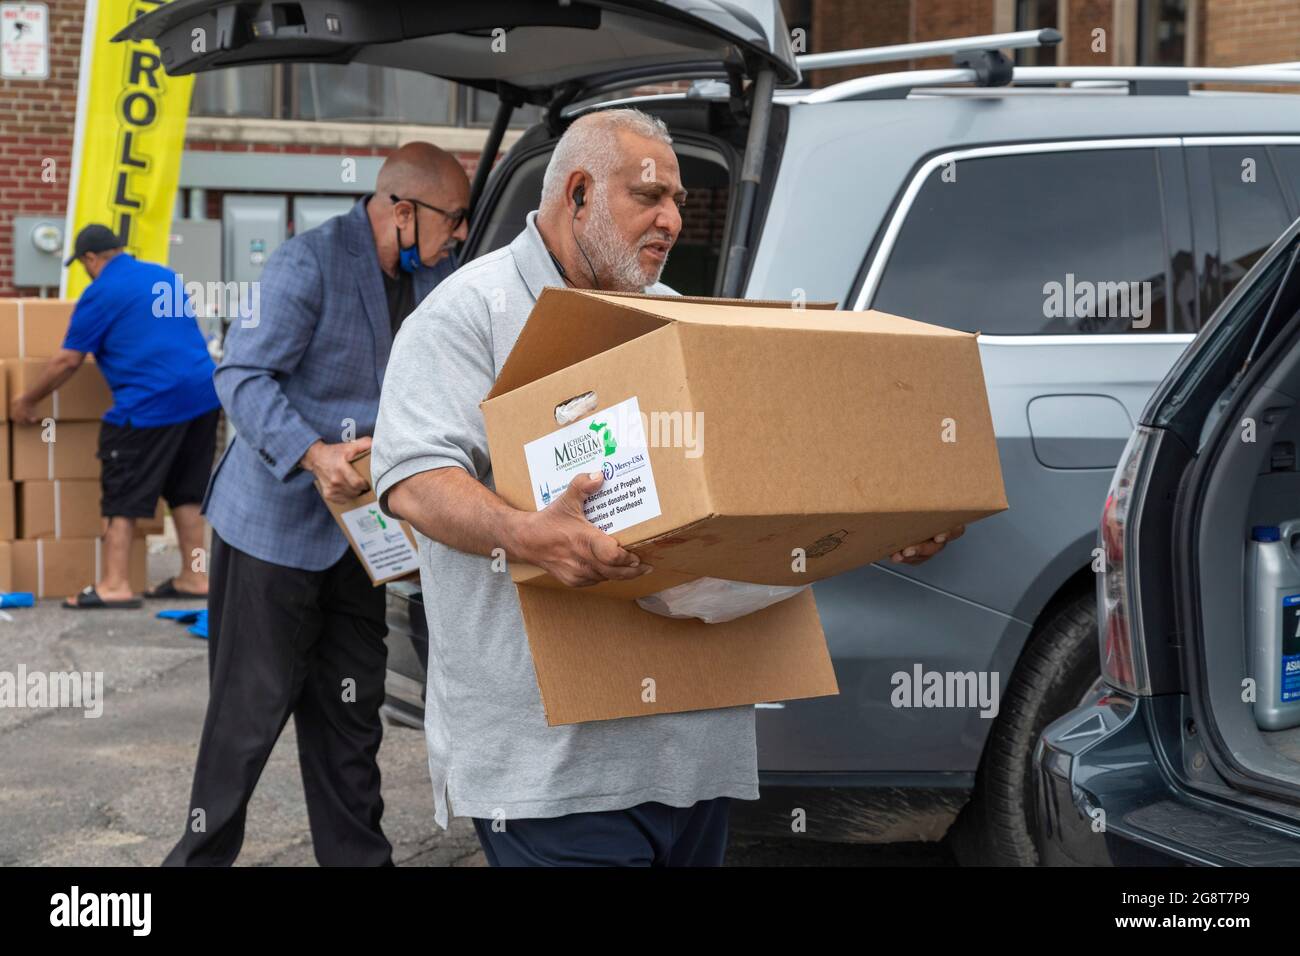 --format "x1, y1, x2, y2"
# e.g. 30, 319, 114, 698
390, 193, 468, 231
